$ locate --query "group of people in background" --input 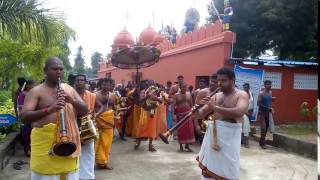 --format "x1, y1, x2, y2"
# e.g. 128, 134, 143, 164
14, 56, 275, 180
